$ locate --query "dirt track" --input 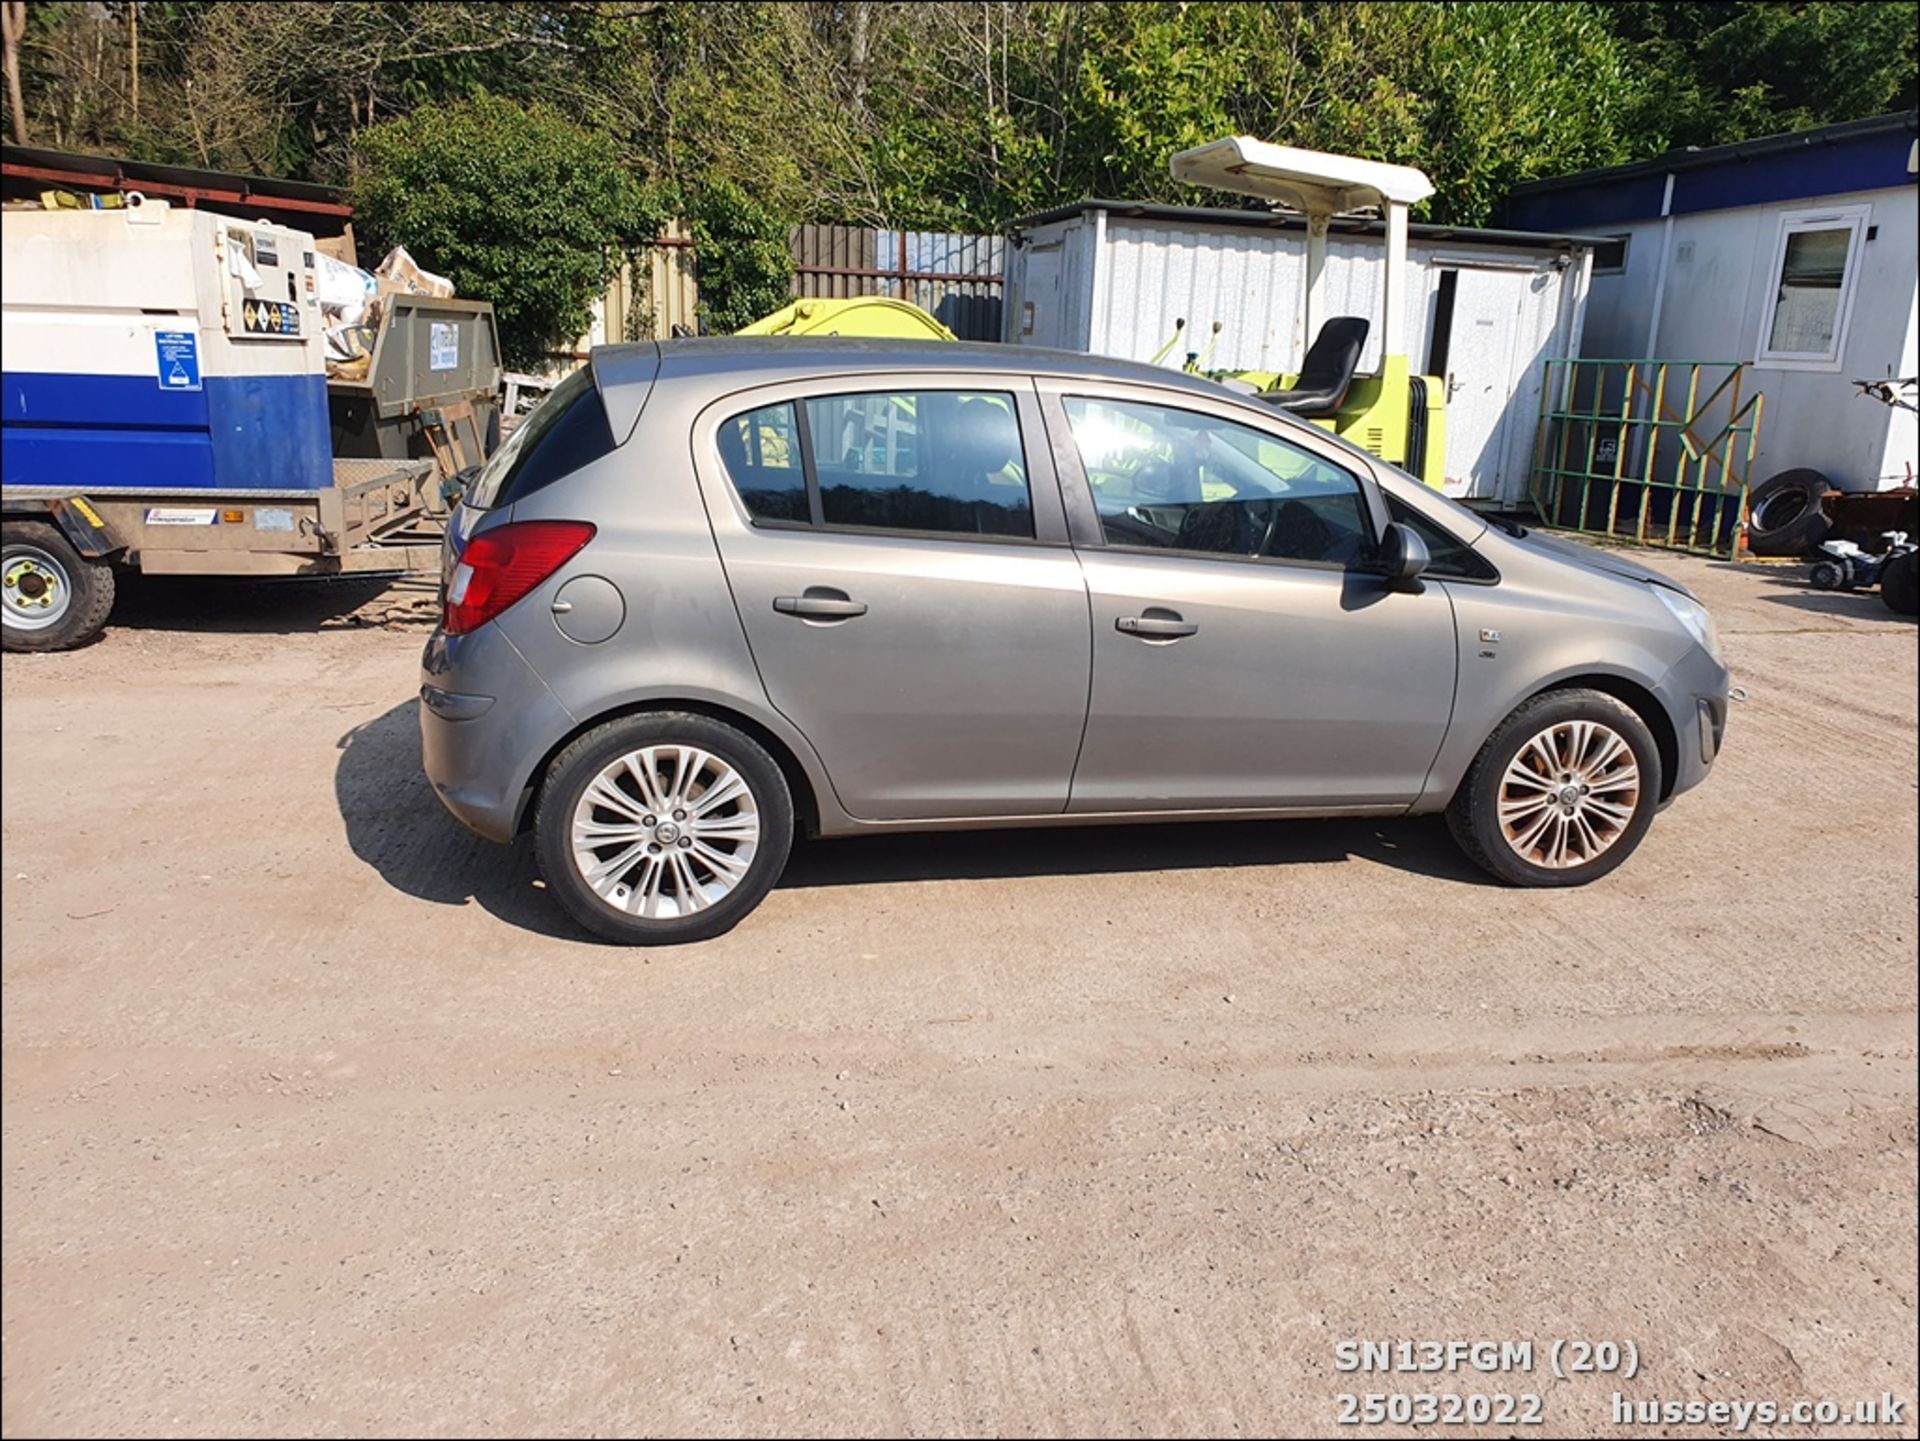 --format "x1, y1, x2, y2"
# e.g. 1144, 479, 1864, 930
3, 553, 1915, 1437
